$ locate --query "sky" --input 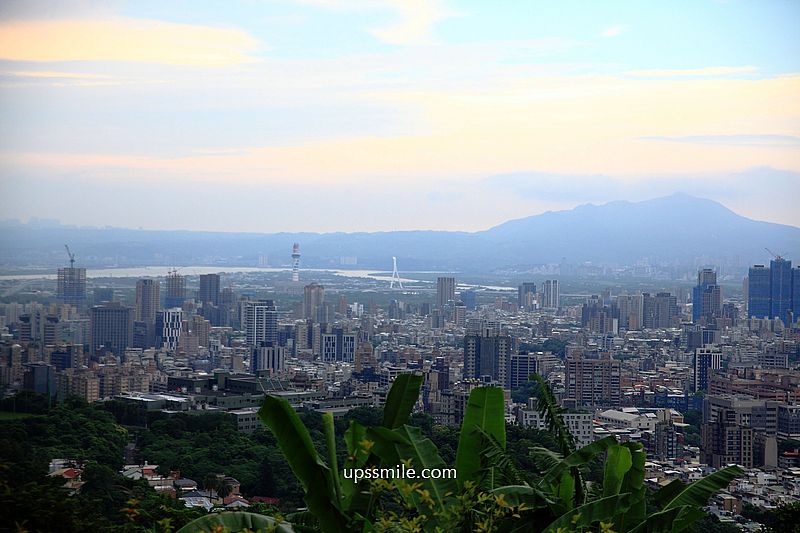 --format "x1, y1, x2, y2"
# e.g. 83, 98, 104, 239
0, 0, 799, 232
